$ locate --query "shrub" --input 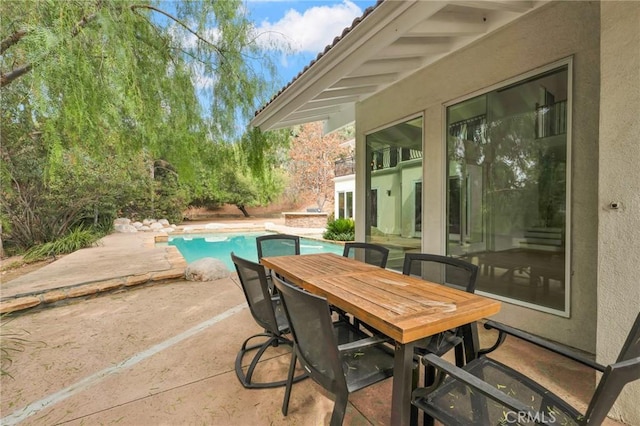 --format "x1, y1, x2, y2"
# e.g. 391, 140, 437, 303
323, 218, 355, 241
23, 226, 102, 262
